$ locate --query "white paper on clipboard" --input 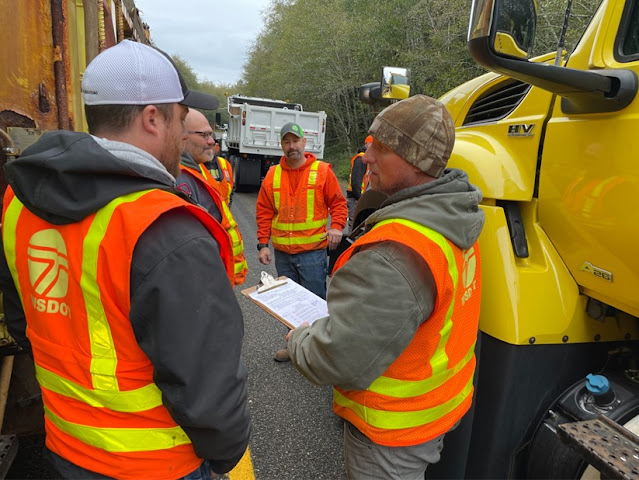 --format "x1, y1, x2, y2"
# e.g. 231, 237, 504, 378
242, 276, 328, 329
